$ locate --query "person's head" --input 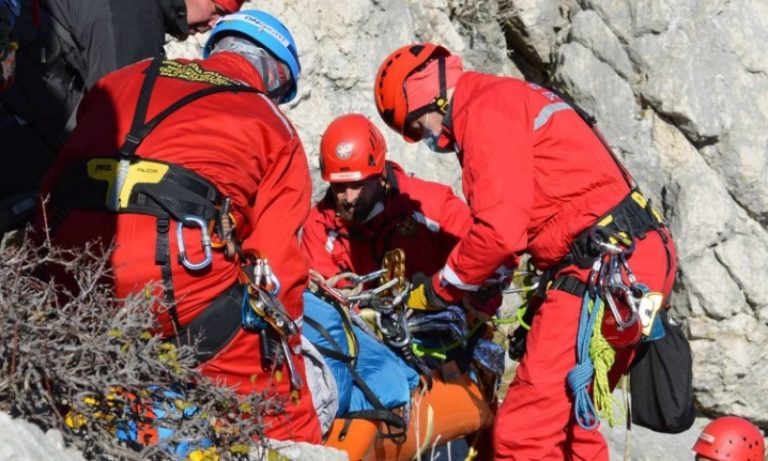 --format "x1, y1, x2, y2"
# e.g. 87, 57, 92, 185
203, 10, 300, 104
184, 0, 245, 34
374, 43, 464, 153
693, 416, 765, 461
320, 113, 387, 223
